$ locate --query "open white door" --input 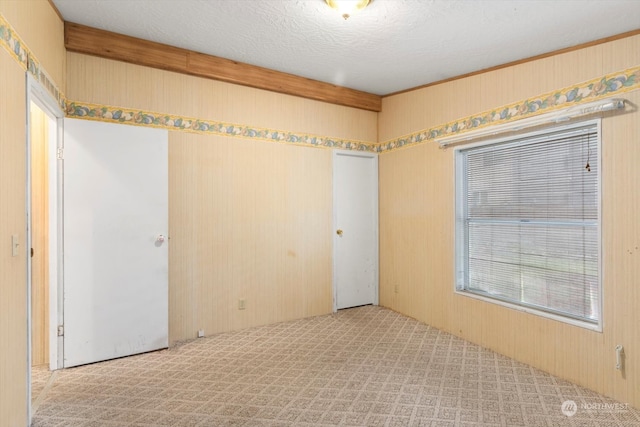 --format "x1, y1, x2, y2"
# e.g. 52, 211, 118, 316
63, 118, 168, 368
333, 150, 379, 310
